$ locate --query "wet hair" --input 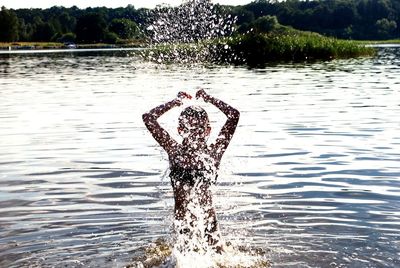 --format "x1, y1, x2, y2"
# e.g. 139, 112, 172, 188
179, 106, 210, 135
